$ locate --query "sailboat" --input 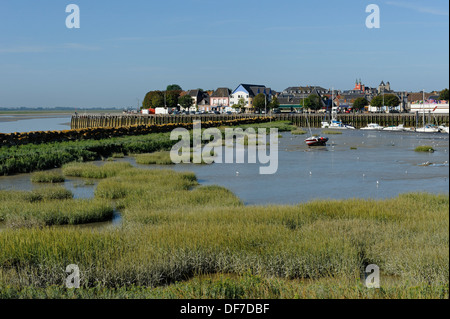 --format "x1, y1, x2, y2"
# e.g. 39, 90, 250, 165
321, 88, 355, 129
416, 90, 439, 133
304, 97, 328, 146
